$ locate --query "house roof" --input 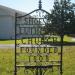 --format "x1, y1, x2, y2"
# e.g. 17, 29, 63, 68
0, 5, 26, 17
